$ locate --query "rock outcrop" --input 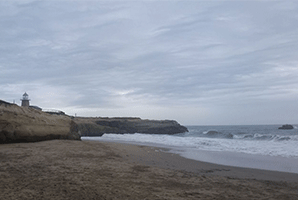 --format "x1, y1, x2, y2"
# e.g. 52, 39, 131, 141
278, 124, 294, 130
0, 100, 80, 143
74, 117, 188, 136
